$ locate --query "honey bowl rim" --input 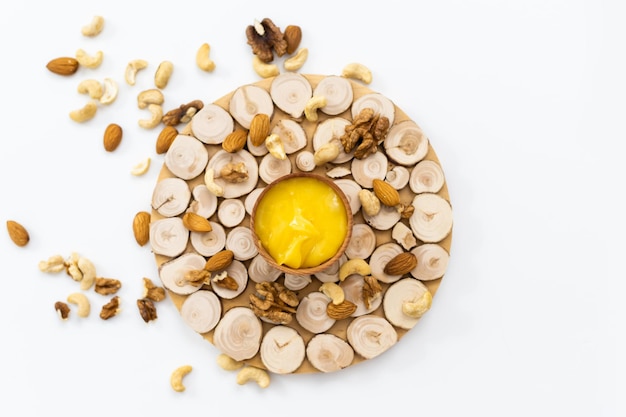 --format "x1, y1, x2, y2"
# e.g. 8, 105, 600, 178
249, 172, 354, 276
